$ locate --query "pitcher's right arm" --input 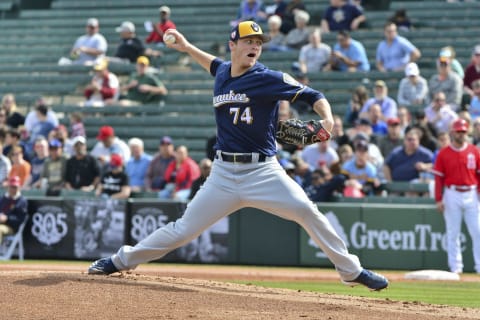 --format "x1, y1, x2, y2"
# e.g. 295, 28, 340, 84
163, 29, 216, 73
